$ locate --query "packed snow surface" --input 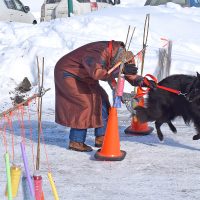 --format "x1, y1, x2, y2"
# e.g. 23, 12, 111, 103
0, 0, 200, 199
